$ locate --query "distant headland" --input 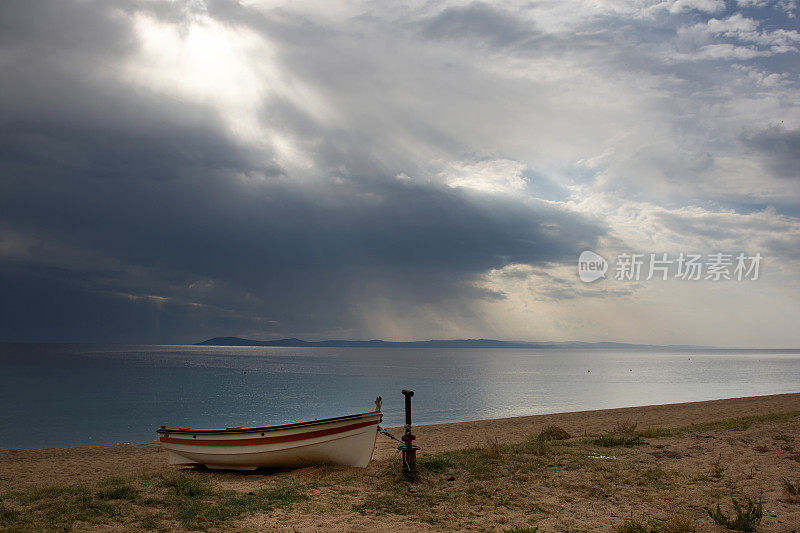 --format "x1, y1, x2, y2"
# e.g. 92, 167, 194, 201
195, 337, 709, 349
